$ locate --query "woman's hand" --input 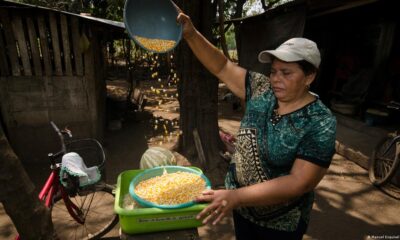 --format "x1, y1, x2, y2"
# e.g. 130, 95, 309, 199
195, 189, 239, 225
176, 12, 196, 40
171, 1, 196, 40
